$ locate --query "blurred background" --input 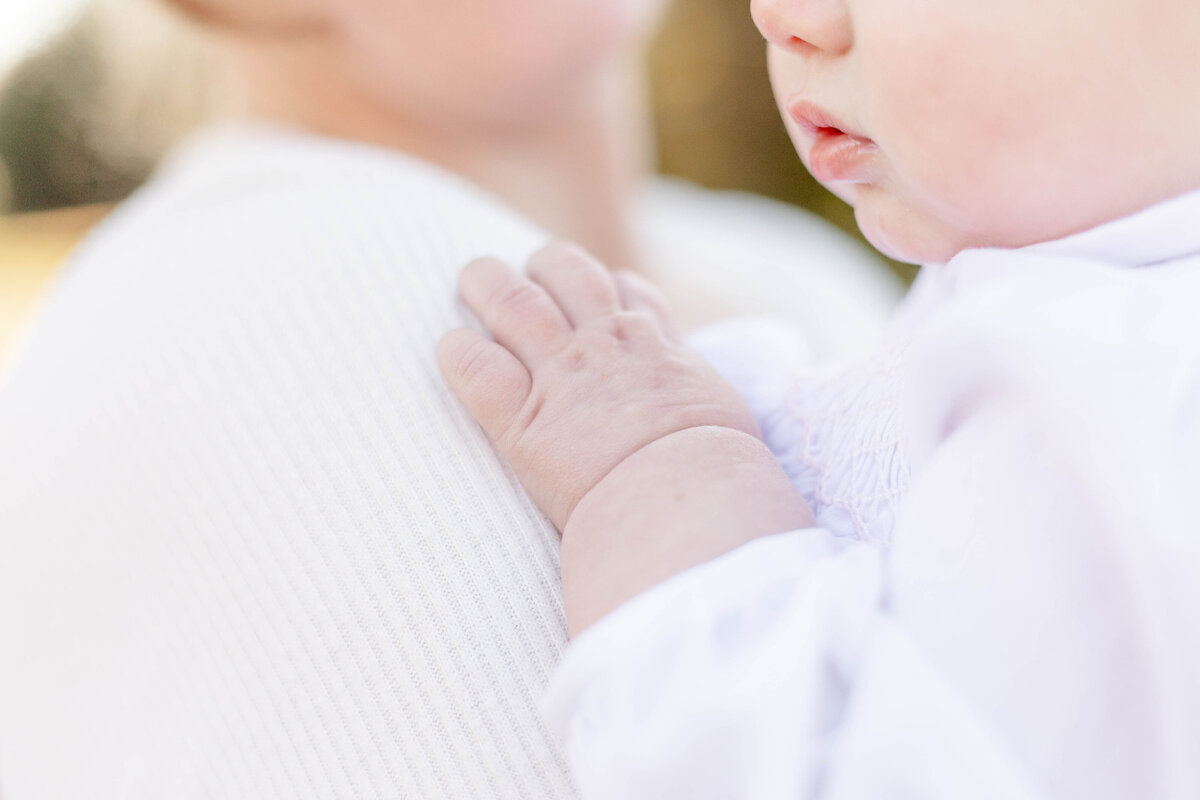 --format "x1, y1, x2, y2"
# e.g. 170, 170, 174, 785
0, 0, 911, 360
